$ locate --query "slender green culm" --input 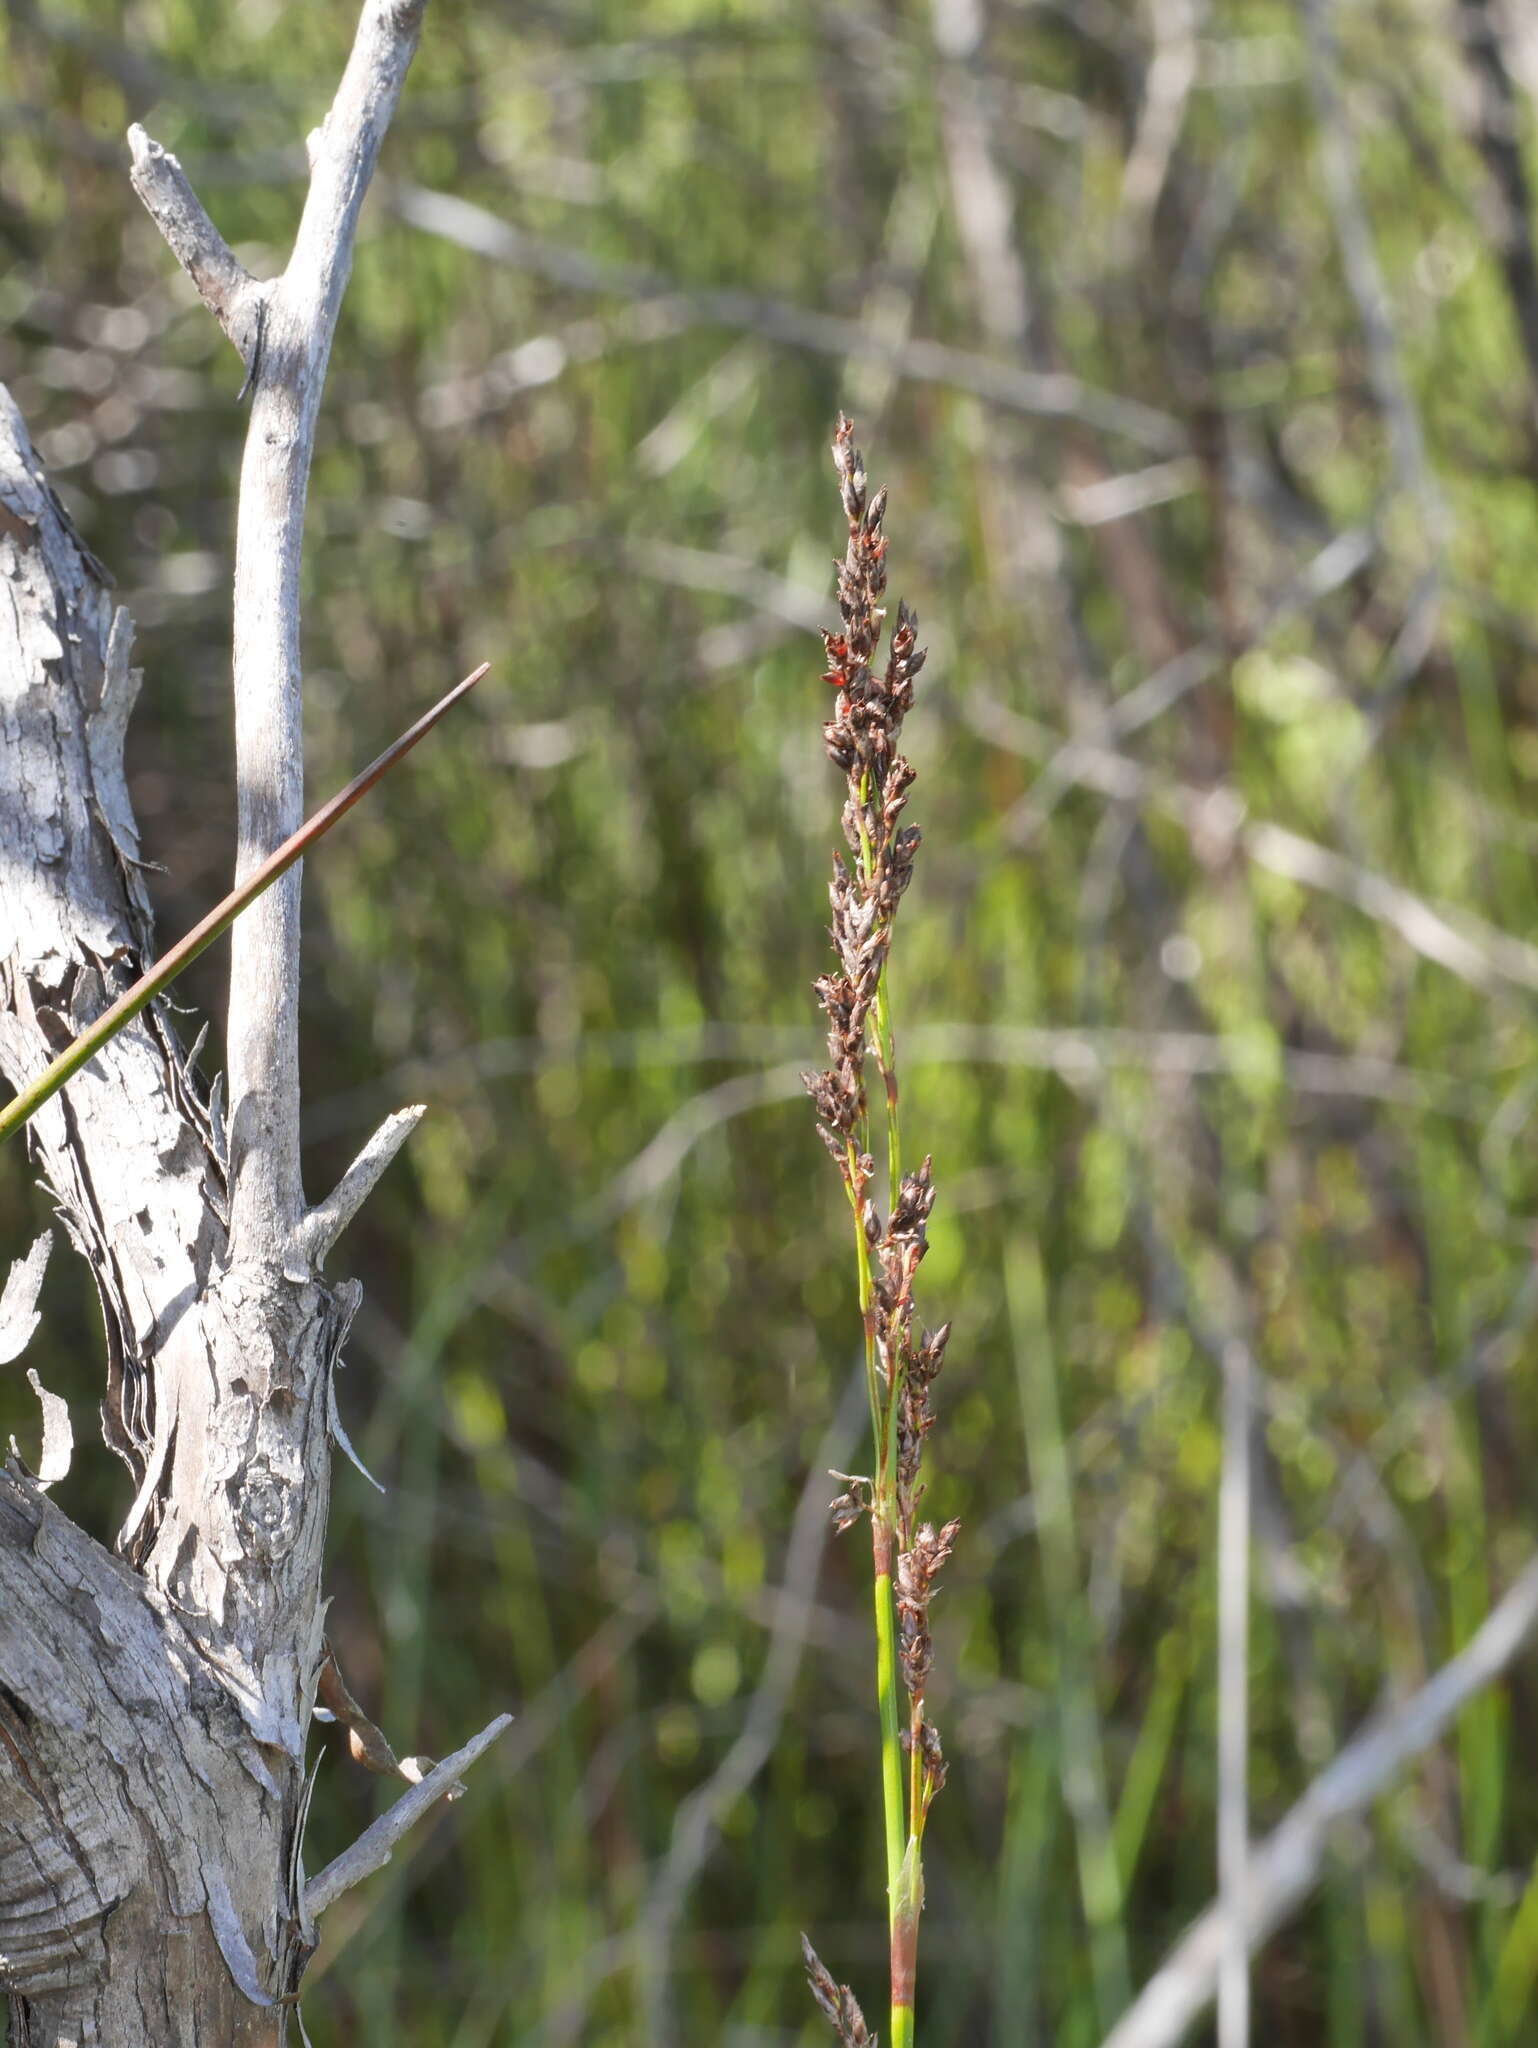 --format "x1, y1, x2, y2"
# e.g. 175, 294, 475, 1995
0, 662, 489, 1151
802, 420, 956, 2048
